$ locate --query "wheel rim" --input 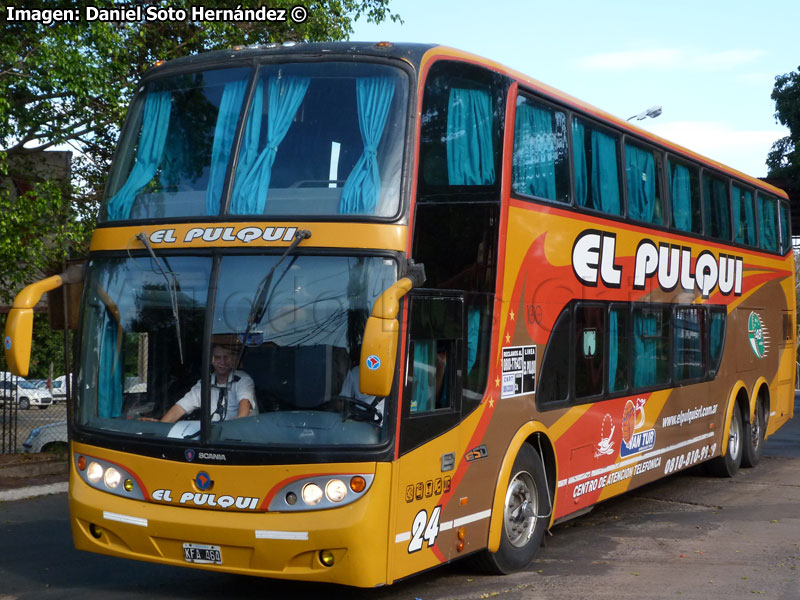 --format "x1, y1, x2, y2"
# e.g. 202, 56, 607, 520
750, 407, 762, 451
503, 470, 538, 548
729, 411, 741, 459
